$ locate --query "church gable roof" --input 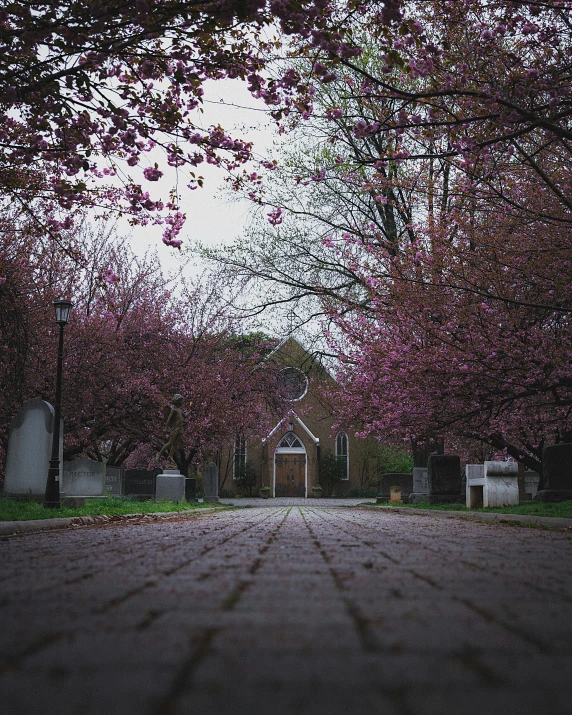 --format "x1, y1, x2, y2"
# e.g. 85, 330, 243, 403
267, 336, 337, 385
